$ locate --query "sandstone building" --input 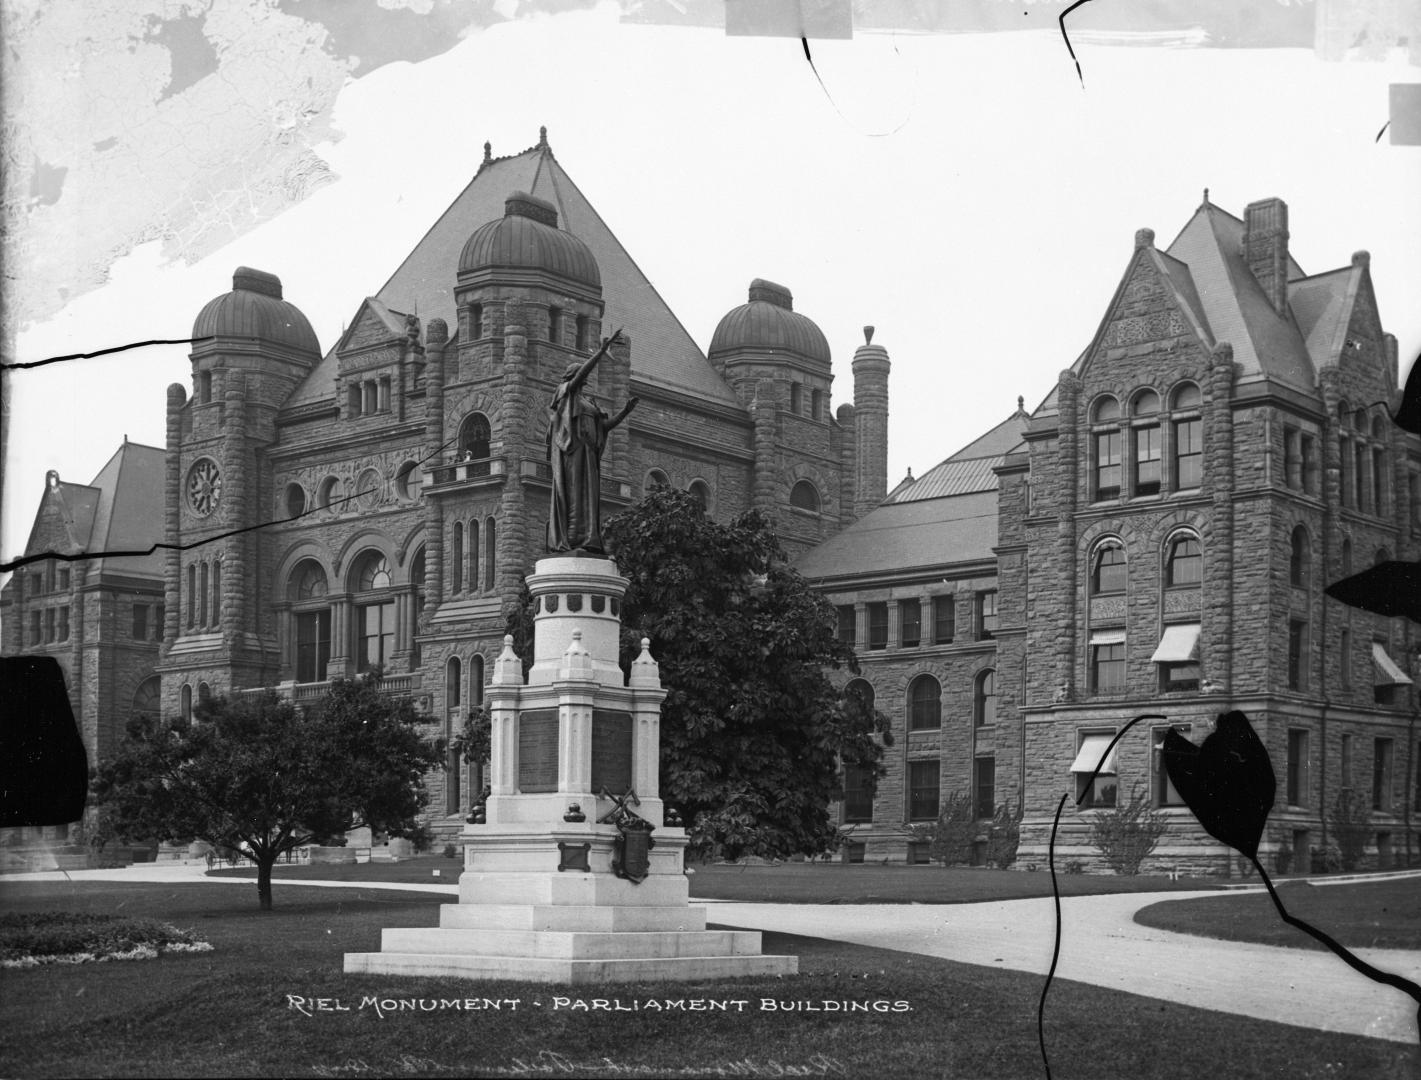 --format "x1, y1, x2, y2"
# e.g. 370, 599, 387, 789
2, 131, 887, 842
801, 195, 1420, 872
